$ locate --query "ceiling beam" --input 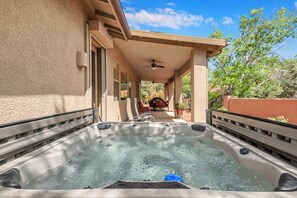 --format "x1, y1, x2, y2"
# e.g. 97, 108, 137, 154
110, 35, 125, 40
177, 59, 191, 78
97, 0, 108, 3
104, 23, 122, 33
131, 36, 195, 48
168, 75, 175, 84
109, 32, 125, 40
167, 59, 191, 84
108, 29, 124, 37
95, 10, 116, 20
